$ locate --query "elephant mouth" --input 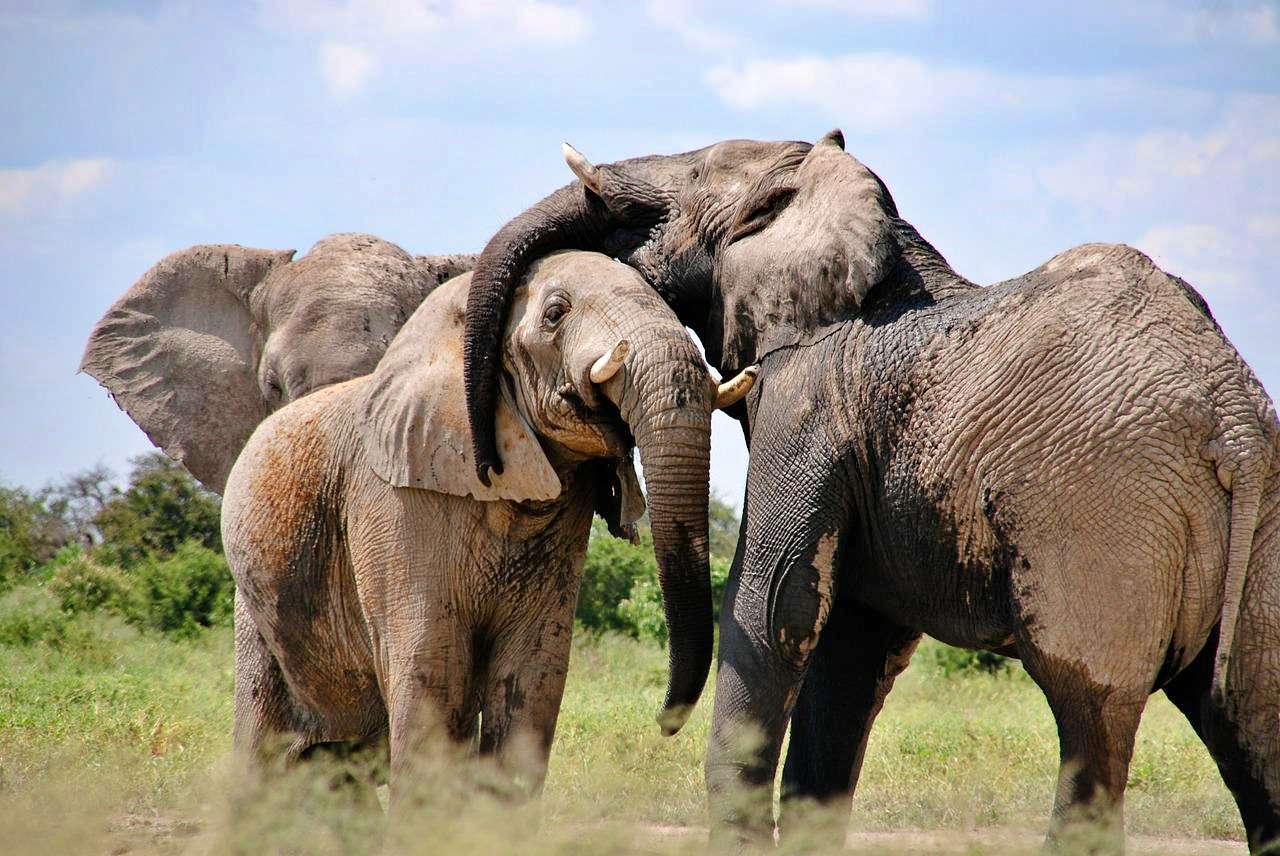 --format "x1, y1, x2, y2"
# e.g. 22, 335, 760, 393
553, 380, 634, 459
